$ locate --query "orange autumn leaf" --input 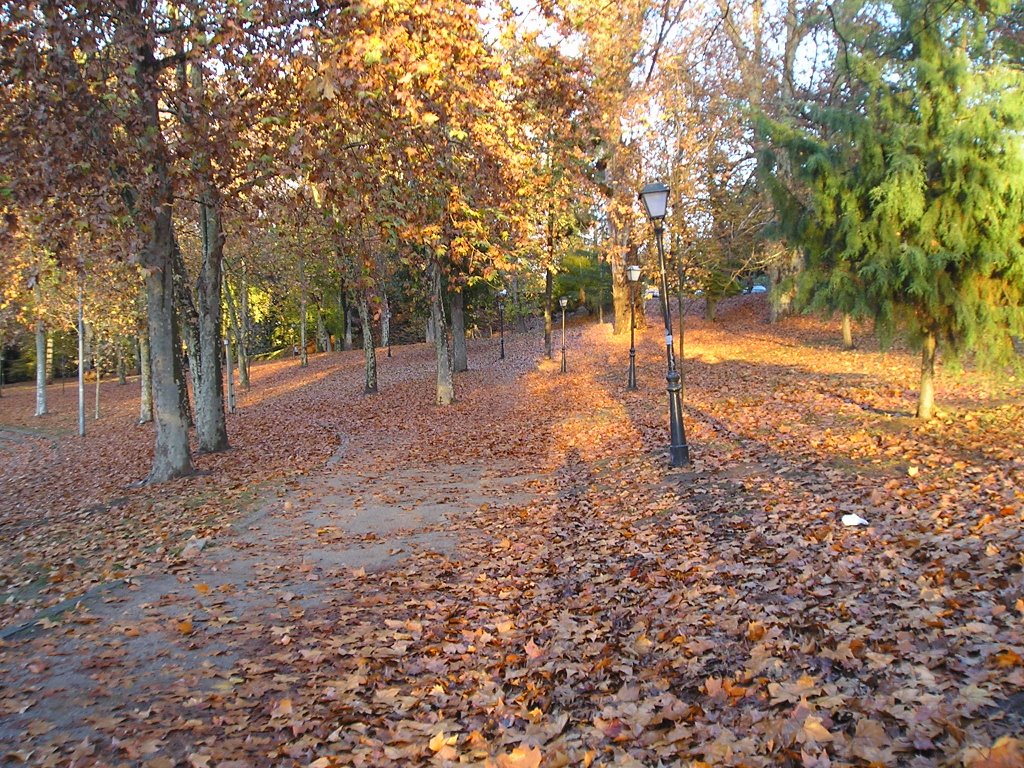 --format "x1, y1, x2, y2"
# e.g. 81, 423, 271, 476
497, 745, 542, 768
964, 737, 1024, 768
